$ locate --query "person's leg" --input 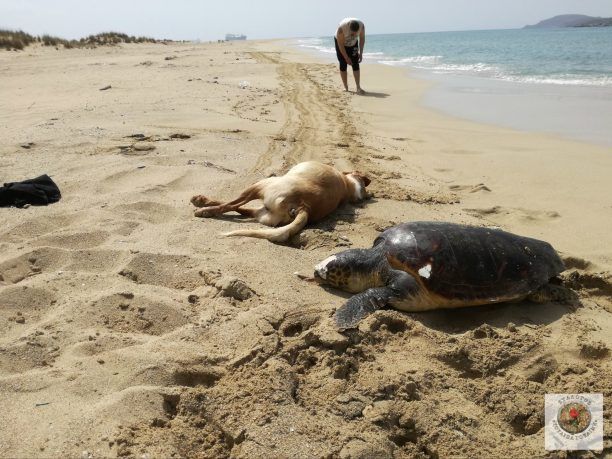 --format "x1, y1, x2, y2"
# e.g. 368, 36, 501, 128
340, 70, 349, 91
353, 70, 363, 94
334, 38, 349, 91
349, 47, 364, 94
